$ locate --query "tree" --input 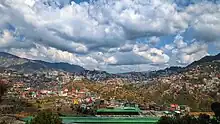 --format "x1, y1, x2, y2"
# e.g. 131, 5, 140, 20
27, 110, 62, 124
157, 114, 218, 124
0, 120, 7, 124
211, 102, 220, 120
0, 81, 8, 102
